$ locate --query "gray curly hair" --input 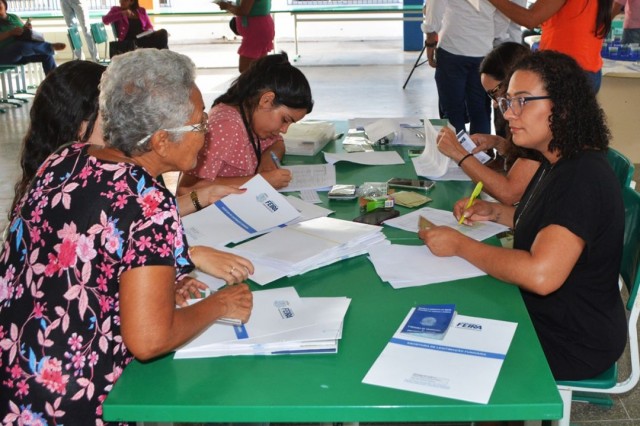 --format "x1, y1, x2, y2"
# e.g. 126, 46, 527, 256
99, 48, 197, 156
